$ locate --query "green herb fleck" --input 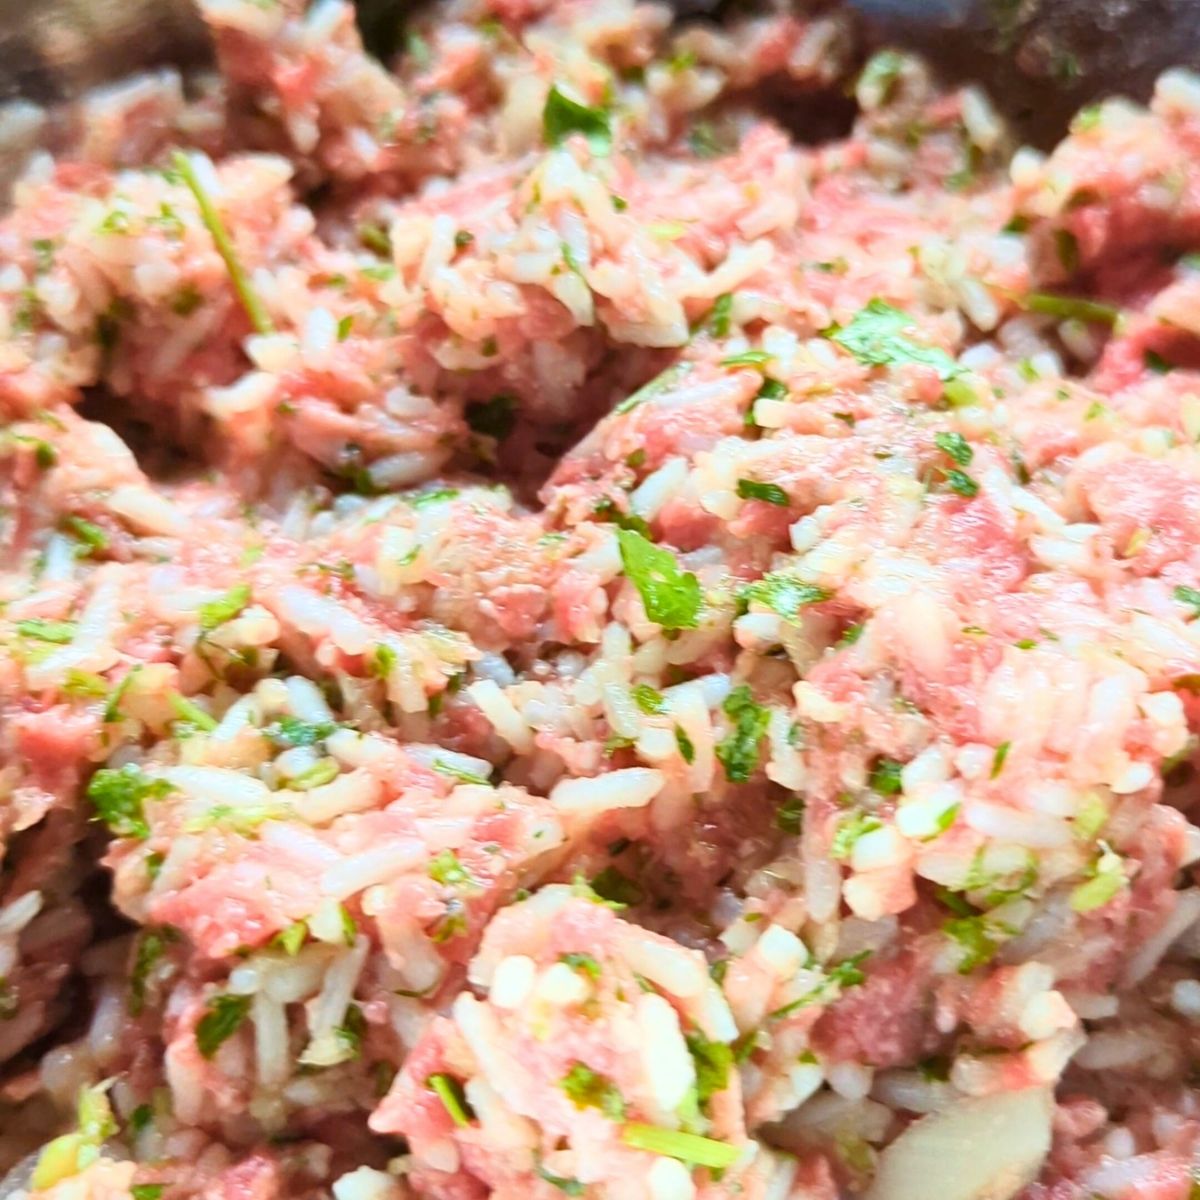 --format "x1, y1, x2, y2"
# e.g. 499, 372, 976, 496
739, 573, 831, 621
198, 584, 250, 633
172, 151, 273, 334
195, 993, 251, 1058
16, 618, 76, 643
776, 794, 804, 835
561, 1063, 626, 1120
826, 299, 960, 380
428, 1073, 474, 1126
869, 758, 903, 795
933, 431, 973, 466
617, 528, 701, 630
561, 952, 601, 979
542, 85, 611, 153
715, 685, 770, 784
87, 765, 174, 840
831, 812, 882, 861
736, 479, 789, 506
991, 741, 1011, 779
1024, 292, 1118, 325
